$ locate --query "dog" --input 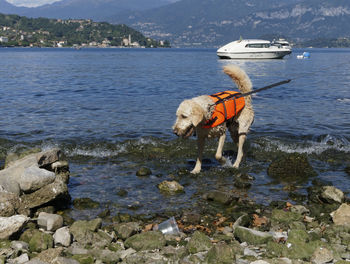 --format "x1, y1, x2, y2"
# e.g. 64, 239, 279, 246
172, 65, 254, 174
